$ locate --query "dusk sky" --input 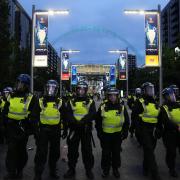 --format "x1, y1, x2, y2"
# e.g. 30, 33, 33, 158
18, 0, 169, 66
